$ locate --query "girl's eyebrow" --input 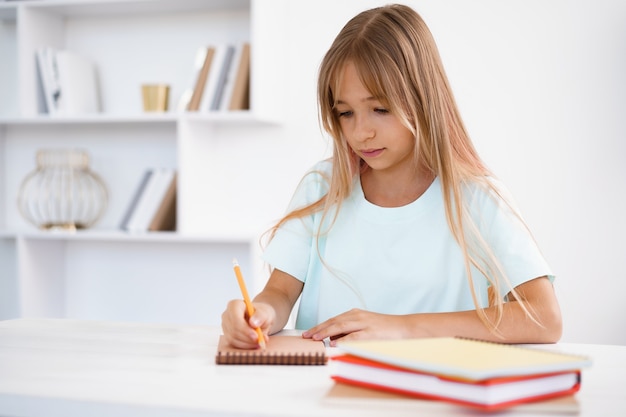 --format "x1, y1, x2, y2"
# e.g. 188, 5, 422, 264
336, 96, 378, 105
